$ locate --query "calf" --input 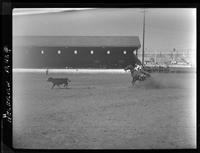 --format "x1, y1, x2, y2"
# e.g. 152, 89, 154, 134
47, 77, 71, 89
